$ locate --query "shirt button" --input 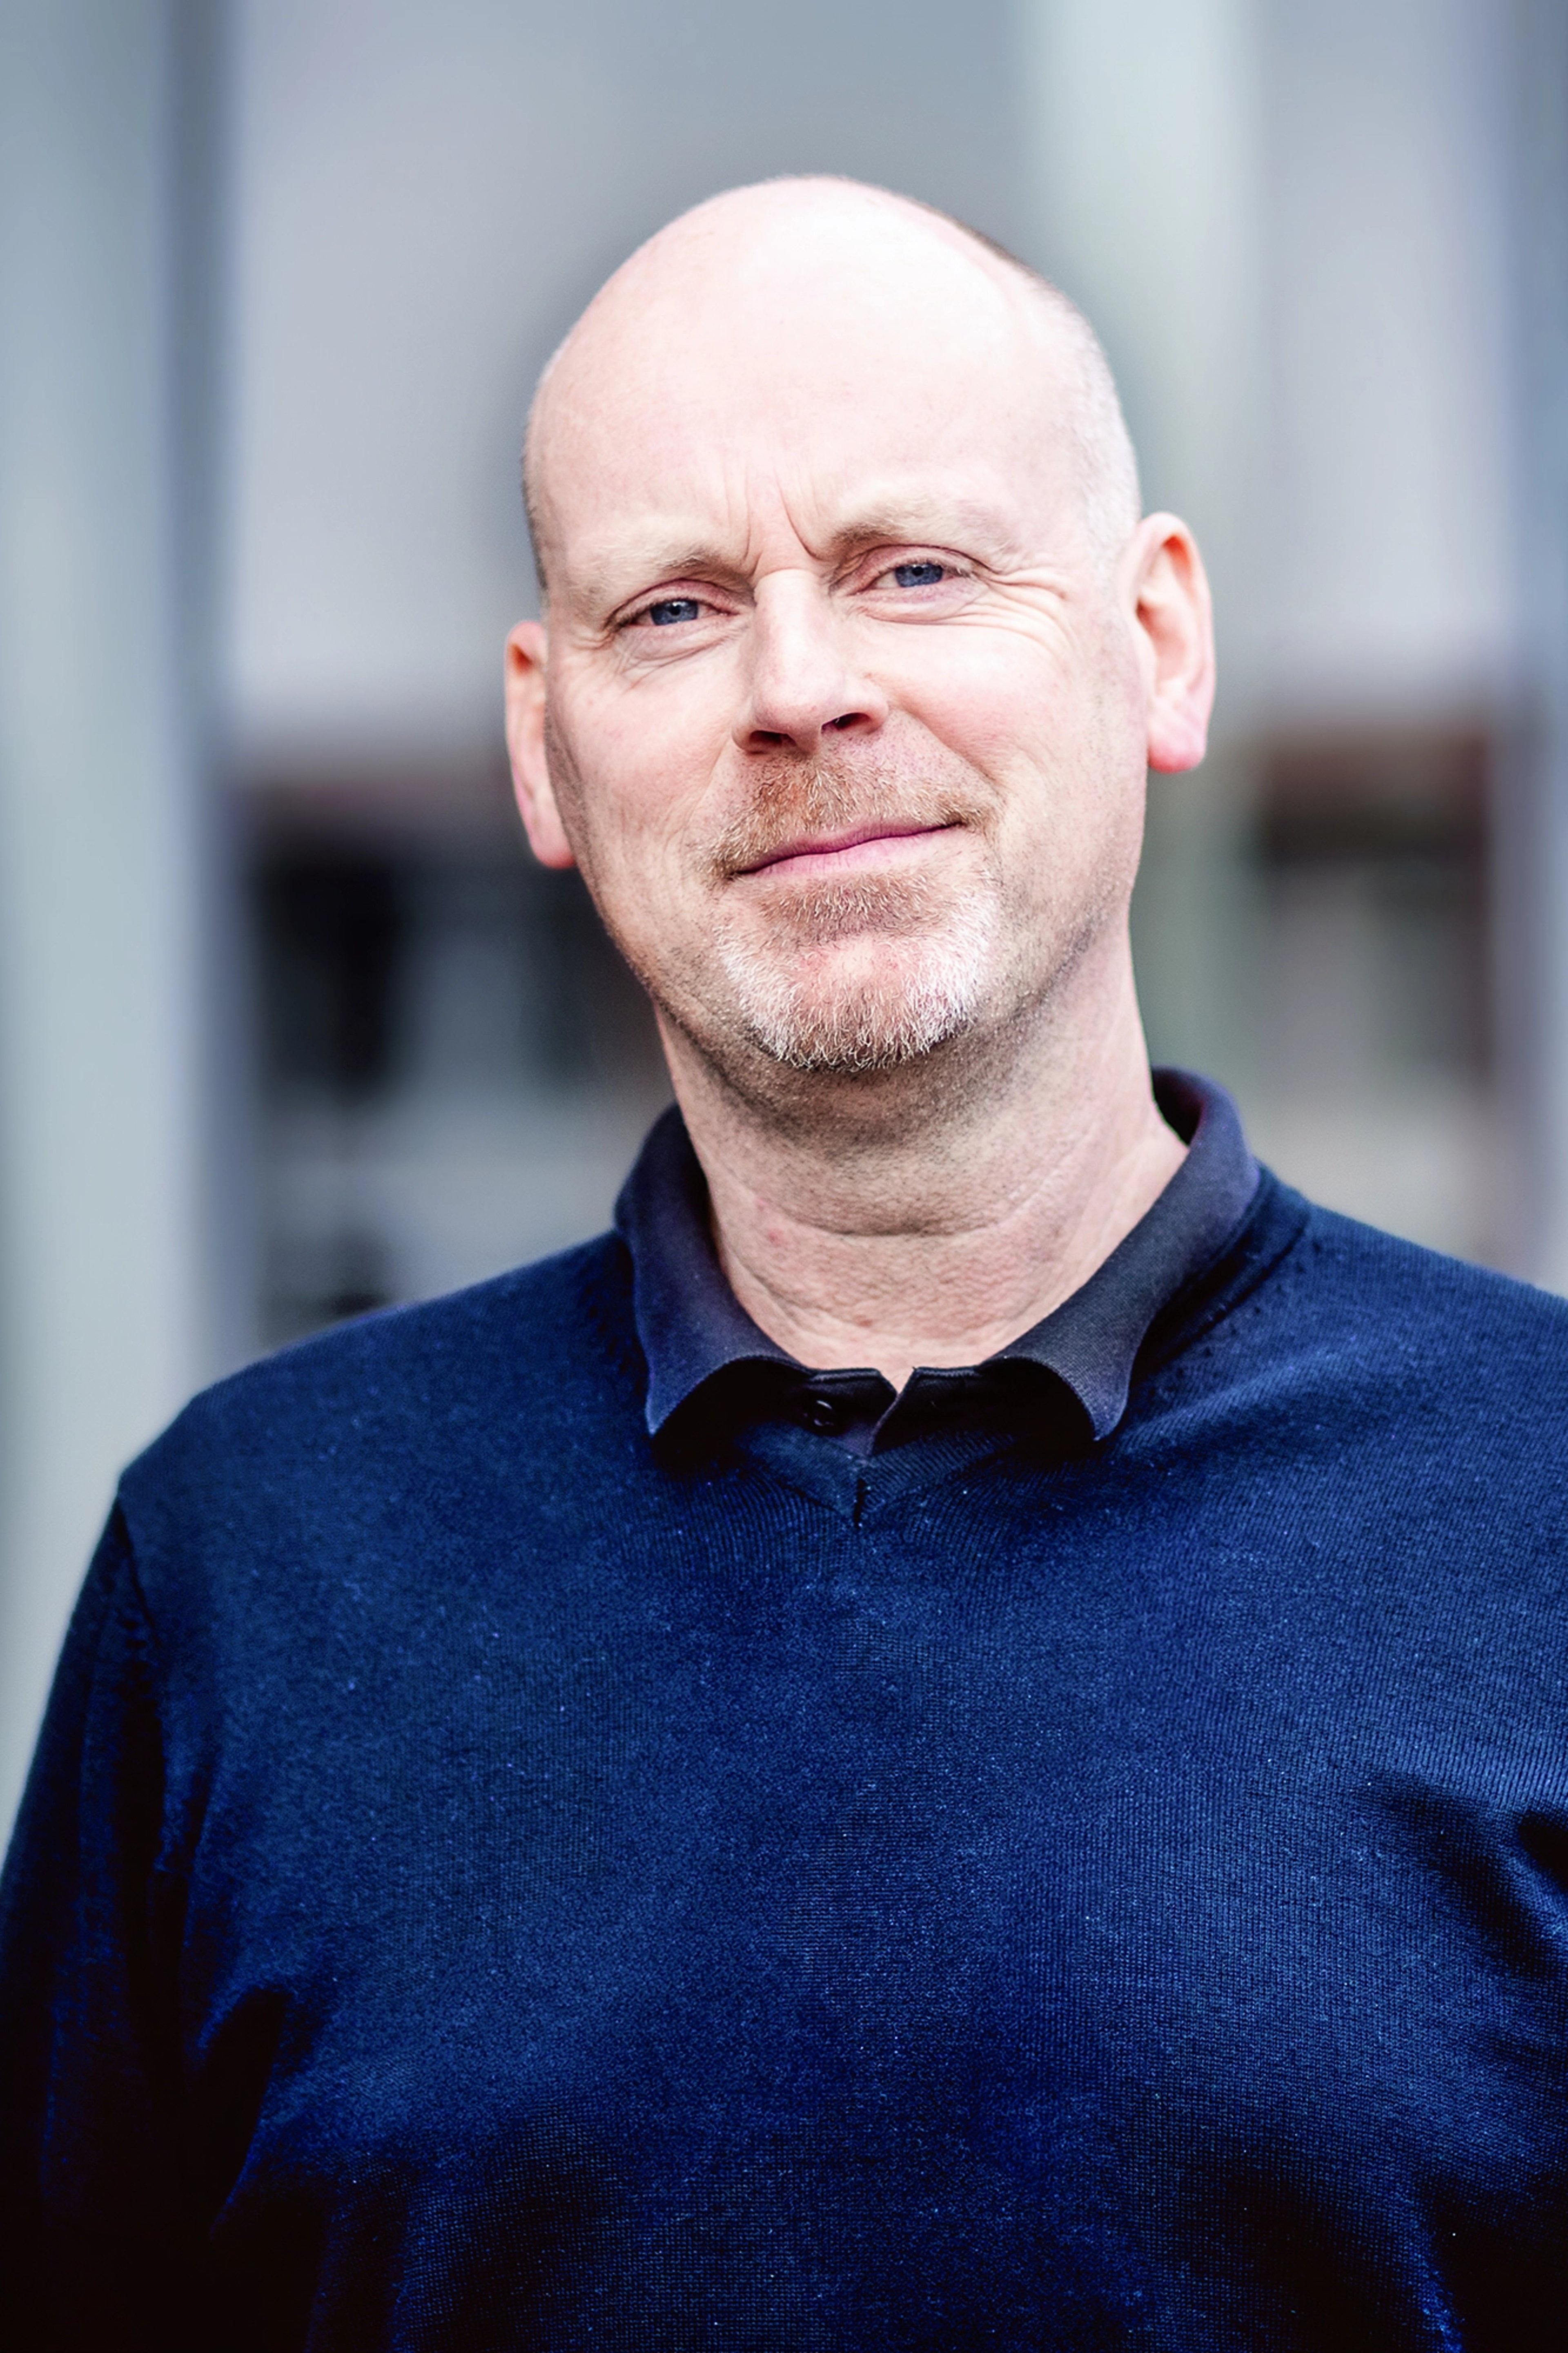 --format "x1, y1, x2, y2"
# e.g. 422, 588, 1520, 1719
803, 1393, 843, 1434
